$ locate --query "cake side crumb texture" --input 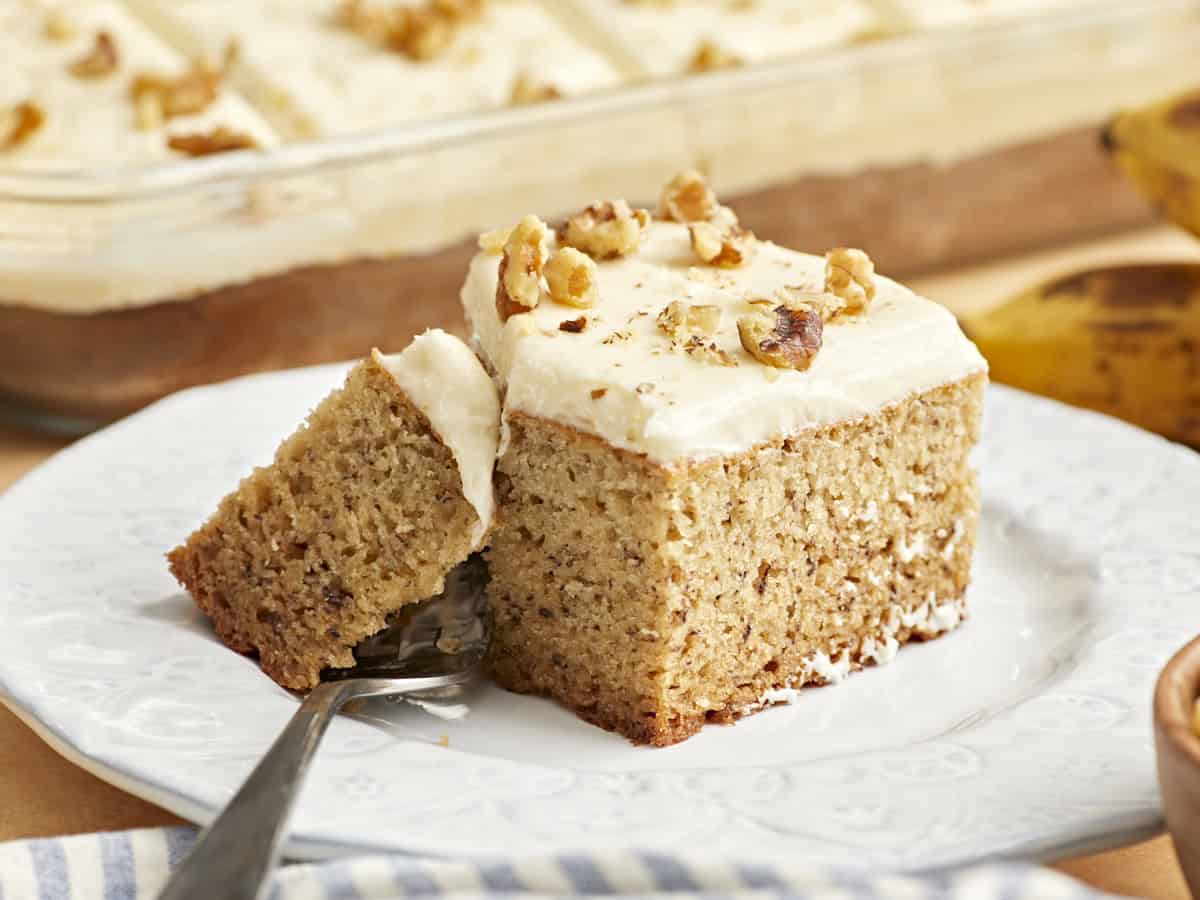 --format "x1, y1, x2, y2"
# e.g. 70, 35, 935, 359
168, 353, 485, 689
486, 373, 985, 746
